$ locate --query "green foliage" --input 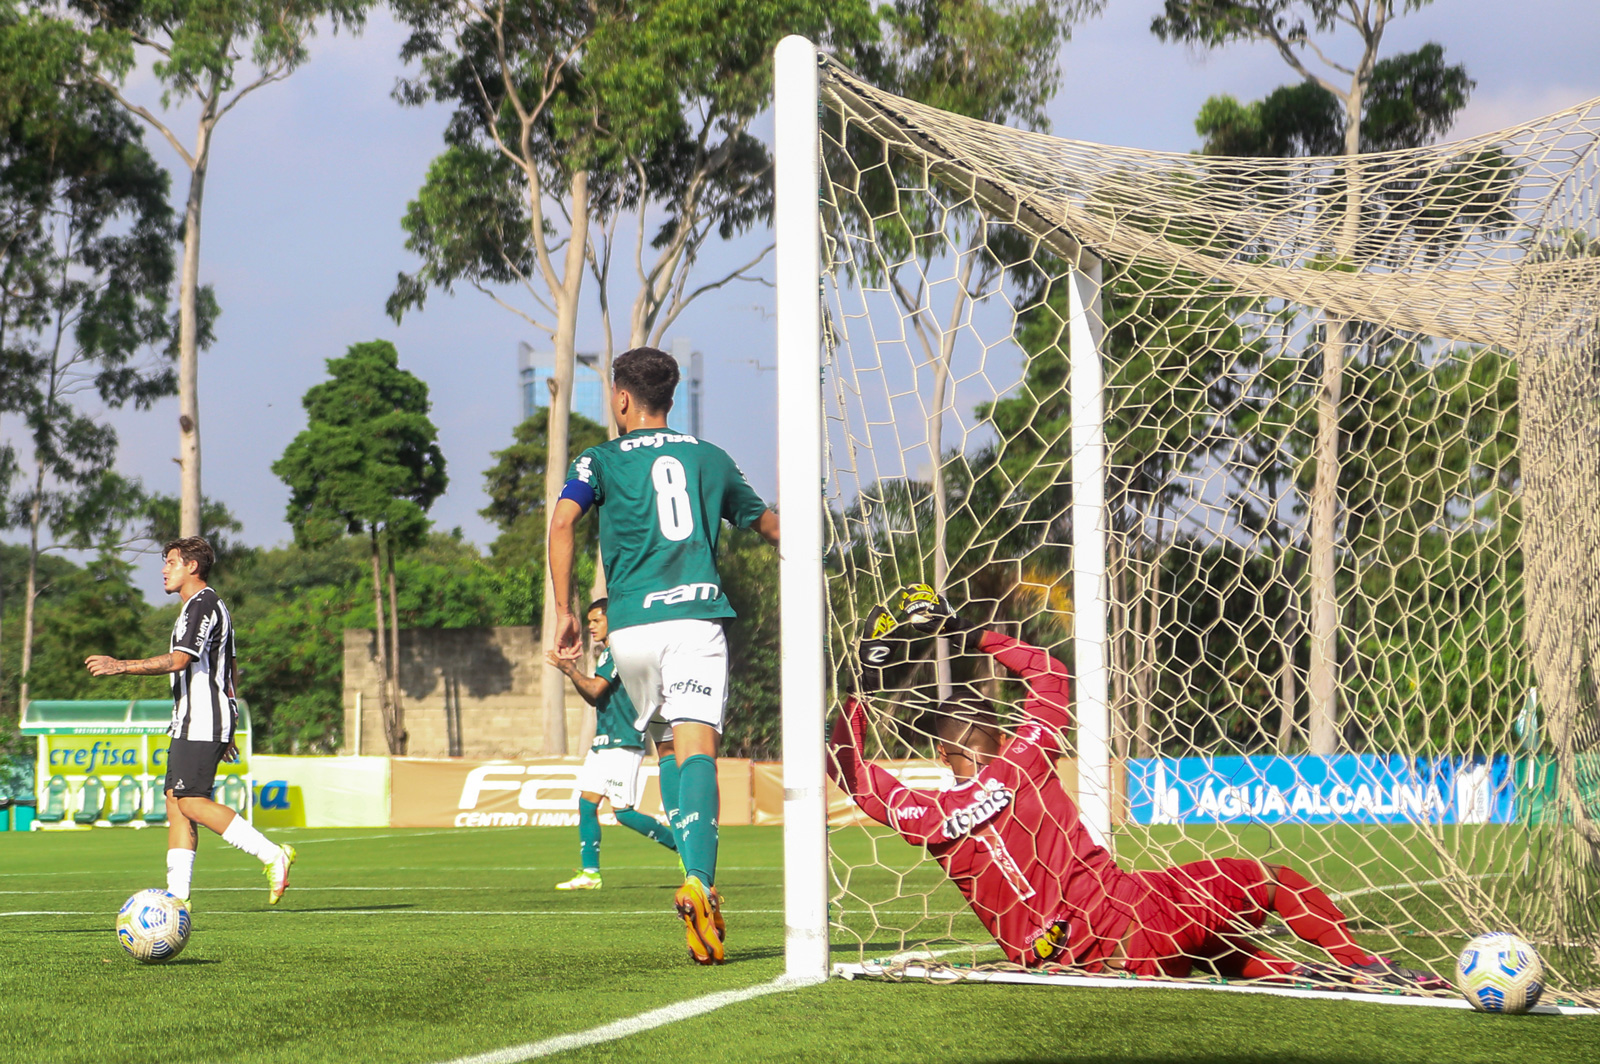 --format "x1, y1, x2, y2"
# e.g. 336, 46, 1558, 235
388, 0, 877, 325
479, 408, 606, 572
0, 7, 178, 538
1196, 44, 1473, 158
1152, 0, 1436, 53
273, 339, 447, 550
0, 547, 168, 719
718, 526, 780, 758
66, 0, 375, 111
221, 534, 537, 753
863, 0, 1098, 132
